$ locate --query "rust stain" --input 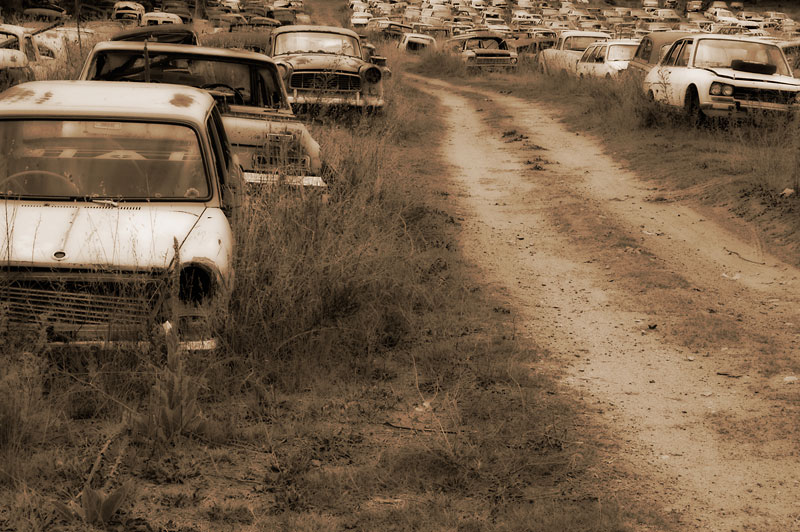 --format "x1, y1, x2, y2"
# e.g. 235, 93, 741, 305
35, 91, 53, 104
170, 93, 194, 107
0, 87, 35, 103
